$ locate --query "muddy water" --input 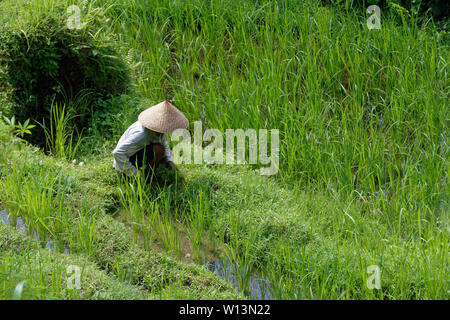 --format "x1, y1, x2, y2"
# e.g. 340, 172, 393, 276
205, 259, 273, 300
